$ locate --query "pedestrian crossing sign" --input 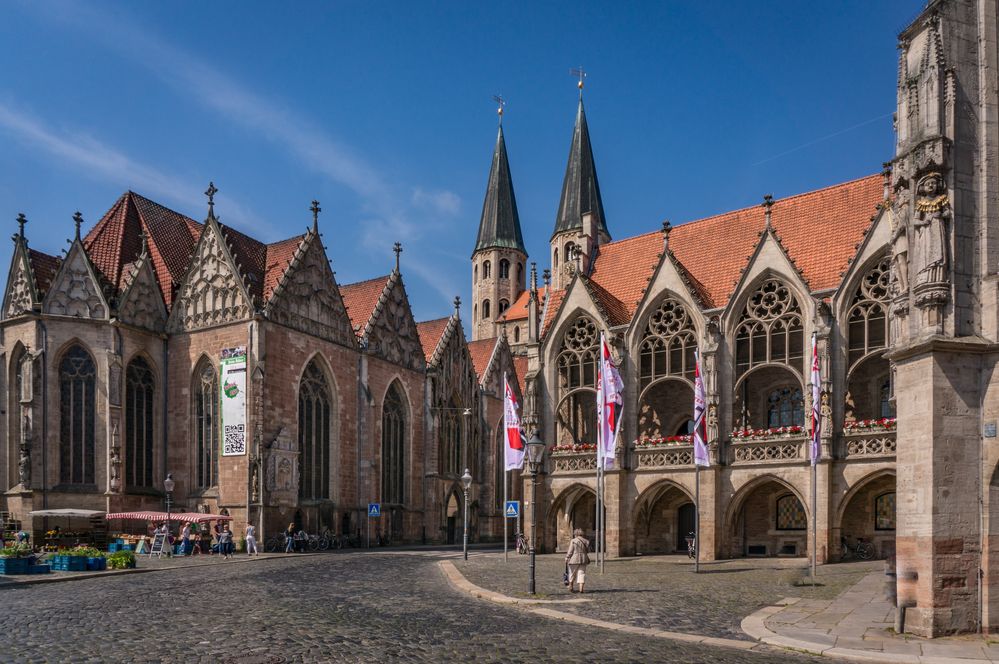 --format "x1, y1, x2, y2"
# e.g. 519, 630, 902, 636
368, 503, 381, 517
504, 501, 520, 518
